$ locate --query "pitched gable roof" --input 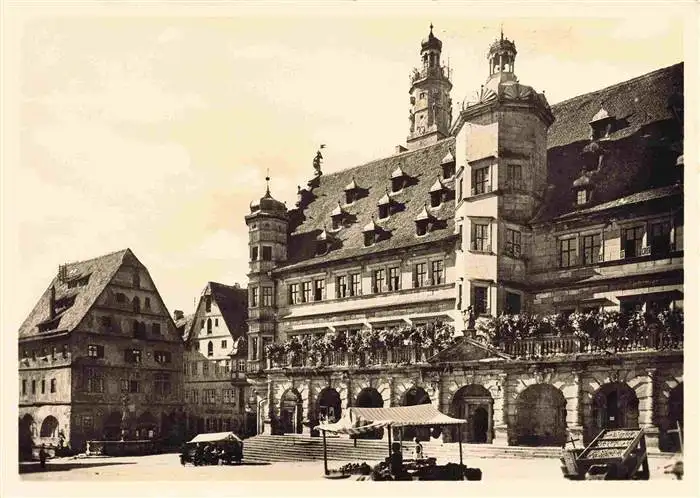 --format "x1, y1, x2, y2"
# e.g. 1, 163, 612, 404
208, 282, 248, 339
19, 249, 132, 340
536, 62, 683, 222
282, 139, 457, 271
